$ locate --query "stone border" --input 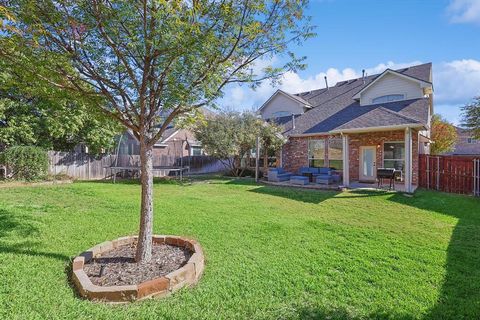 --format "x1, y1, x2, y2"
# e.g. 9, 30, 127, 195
71, 235, 204, 303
